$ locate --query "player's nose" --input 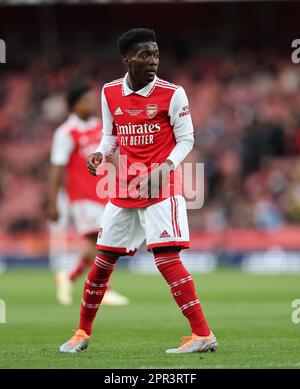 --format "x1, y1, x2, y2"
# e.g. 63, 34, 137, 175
148, 55, 159, 66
